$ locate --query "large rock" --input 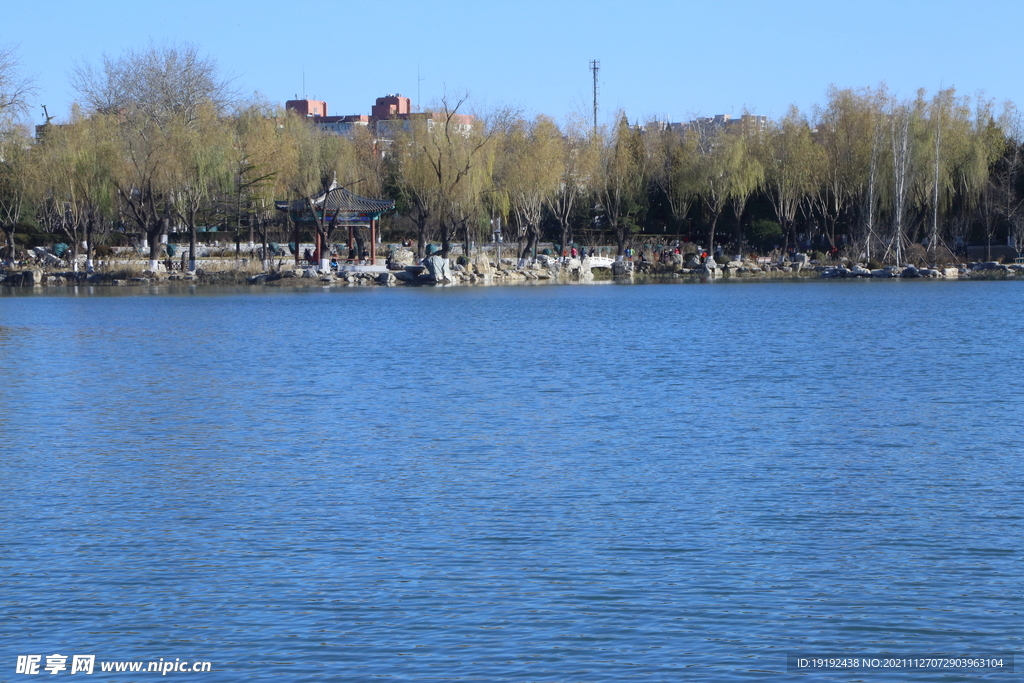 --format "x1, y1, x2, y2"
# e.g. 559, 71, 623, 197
821, 267, 849, 278
972, 261, 1009, 272
389, 248, 416, 267
564, 256, 592, 280
472, 254, 492, 275
423, 254, 454, 283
